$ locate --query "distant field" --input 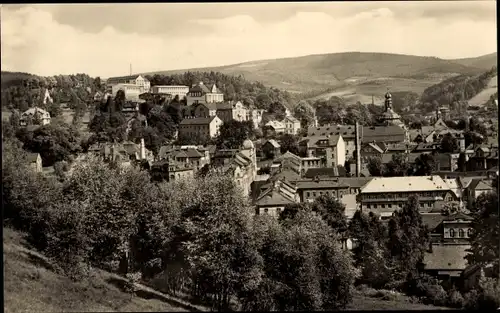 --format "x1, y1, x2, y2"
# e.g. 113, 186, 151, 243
468, 75, 497, 107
